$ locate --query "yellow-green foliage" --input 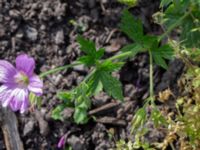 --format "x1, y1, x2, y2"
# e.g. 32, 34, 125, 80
118, 0, 138, 7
